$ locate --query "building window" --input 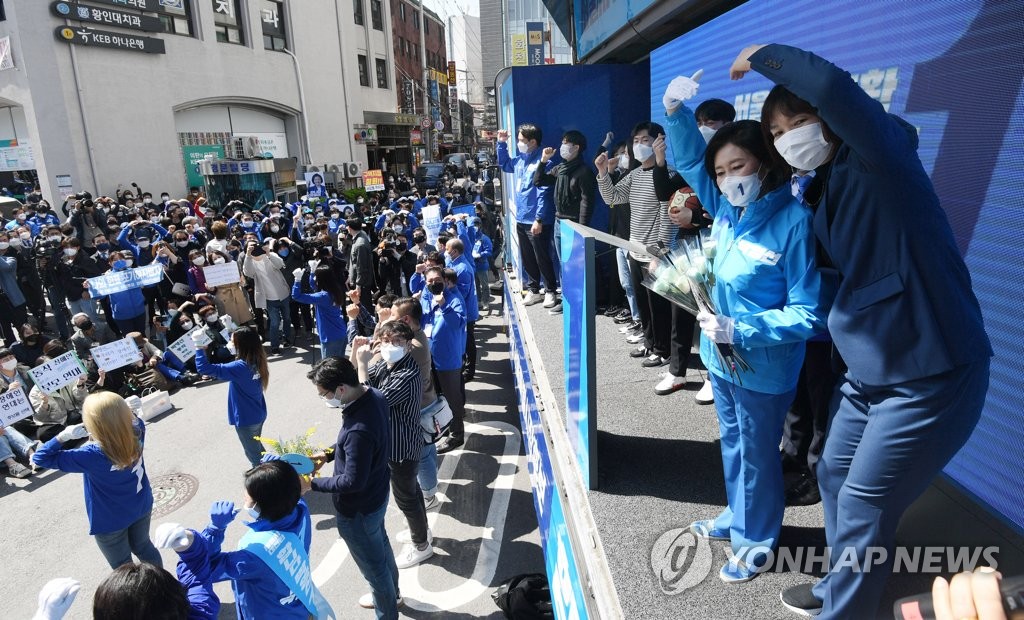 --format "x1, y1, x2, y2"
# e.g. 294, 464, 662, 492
414, 45, 419, 61
370, 0, 383, 30
375, 58, 388, 89
412, 9, 419, 30
353, 0, 363, 25
261, 1, 286, 50
399, 2, 405, 21
152, 1, 192, 36
213, 0, 244, 45
358, 54, 370, 87
424, 18, 429, 35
